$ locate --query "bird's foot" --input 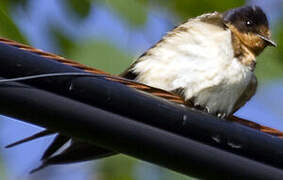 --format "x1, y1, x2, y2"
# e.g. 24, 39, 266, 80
217, 112, 226, 119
